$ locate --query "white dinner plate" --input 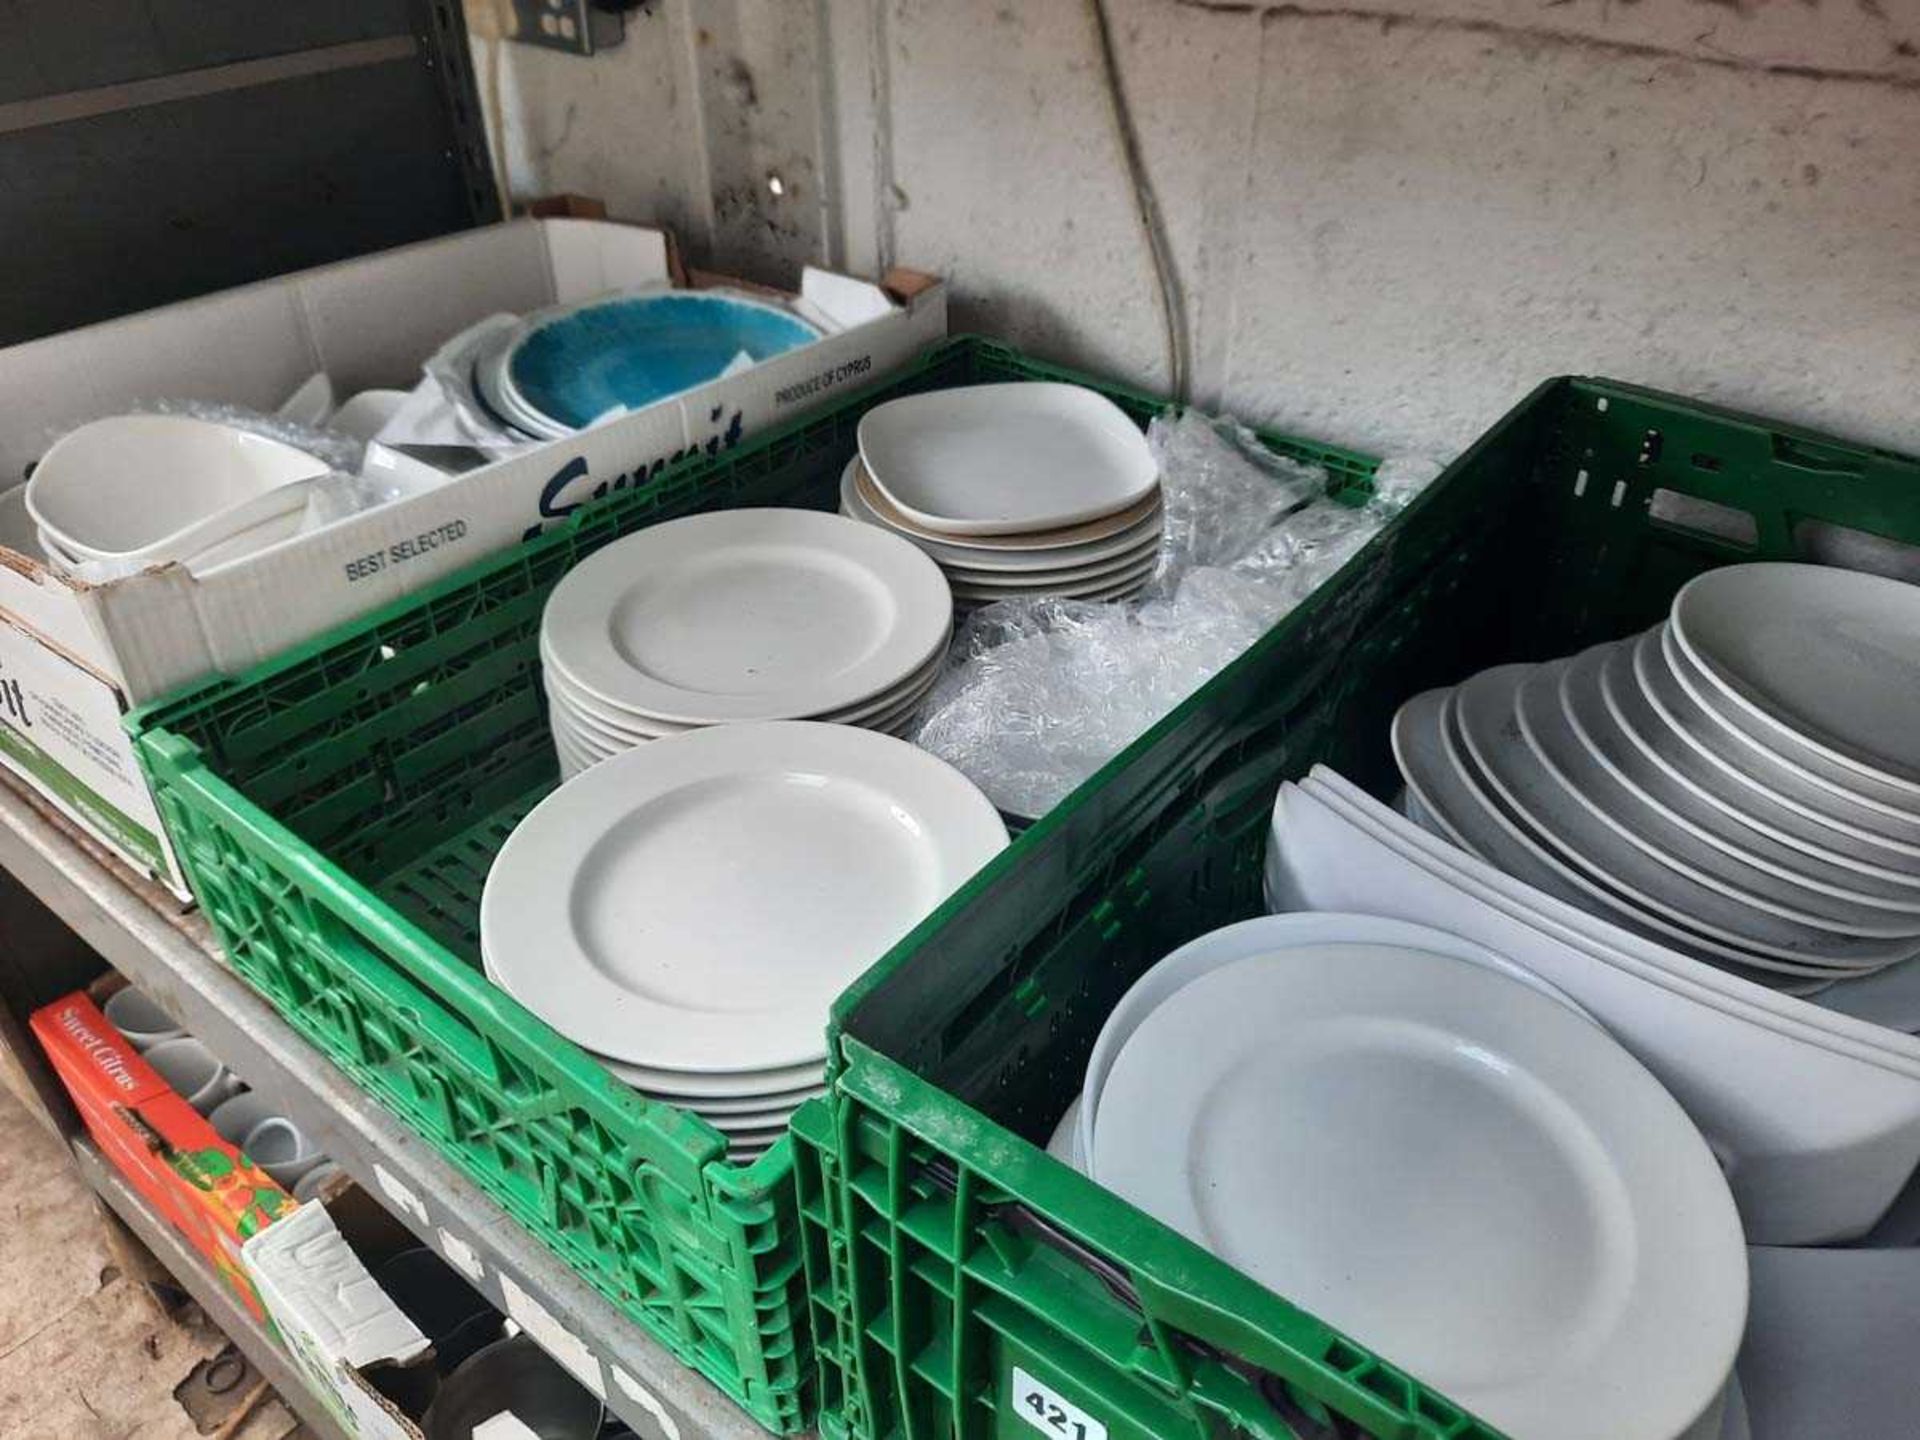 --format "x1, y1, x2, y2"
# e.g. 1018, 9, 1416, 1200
549, 685, 919, 771
544, 635, 945, 739
554, 687, 922, 753
644, 1085, 825, 1118
473, 323, 567, 439
1076, 911, 1594, 1177
1662, 624, 1920, 824
481, 722, 1006, 1070
551, 724, 605, 776
1633, 628, 1920, 854
939, 545, 1161, 589
1457, 665, 1915, 971
857, 383, 1159, 536
1596, 636, 1920, 882
1673, 564, 1920, 797
838, 458, 1164, 571
548, 665, 932, 748
948, 556, 1155, 604
854, 463, 1163, 552
1395, 687, 1837, 990
695, 1109, 802, 1137
1092, 944, 1746, 1440
1046, 1094, 1085, 1170
541, 509, 951, 725
479, 948, 833, 1096
1563, 642, 1920, 903
1517, 659, 1920, 934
